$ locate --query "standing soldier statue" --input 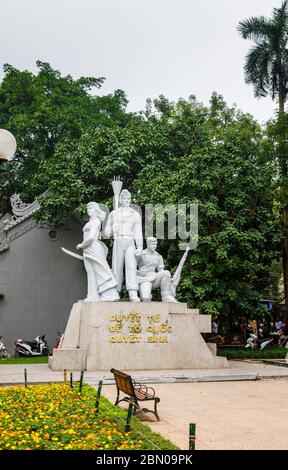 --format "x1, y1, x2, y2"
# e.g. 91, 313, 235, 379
105, 186, 143, 302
